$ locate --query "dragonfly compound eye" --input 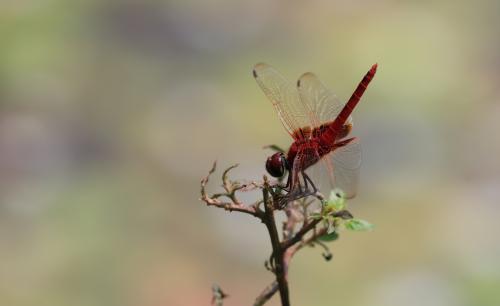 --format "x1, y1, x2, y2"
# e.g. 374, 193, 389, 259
266, 152, 286, 177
